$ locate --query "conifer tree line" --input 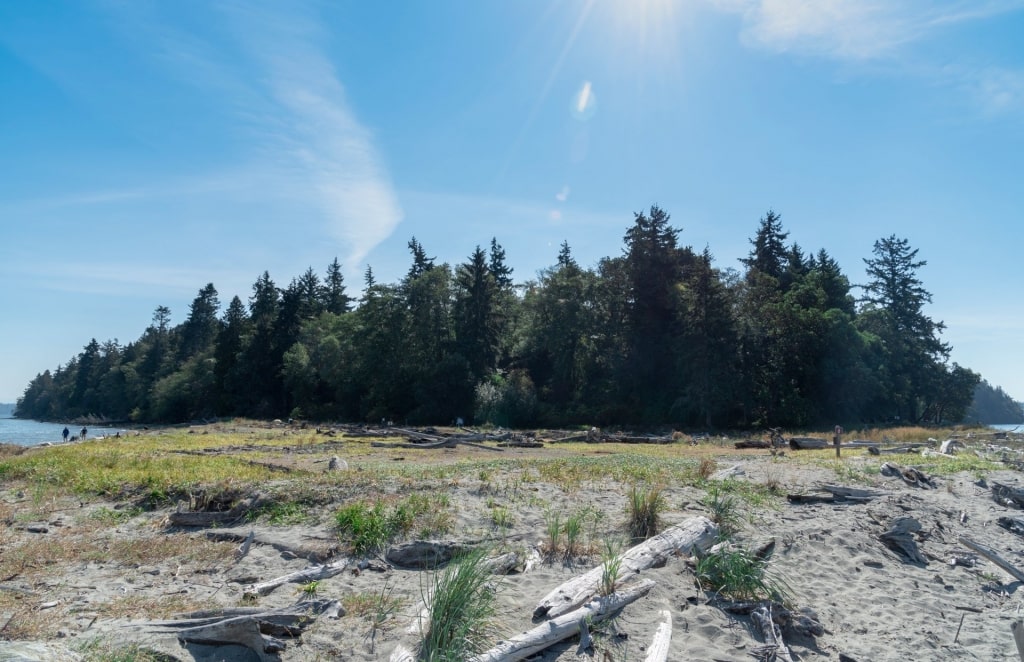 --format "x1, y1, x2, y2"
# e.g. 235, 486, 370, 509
16, 208, 987, 428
